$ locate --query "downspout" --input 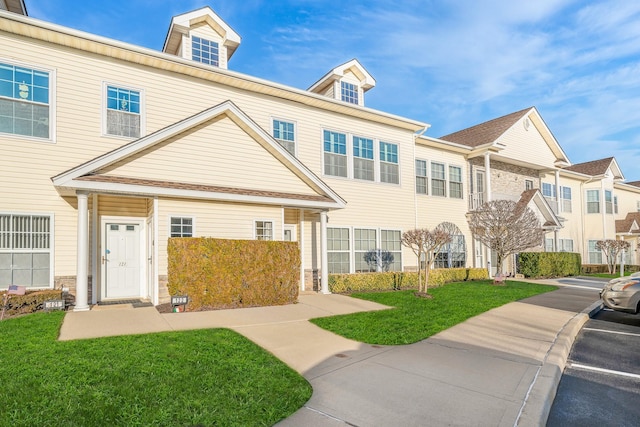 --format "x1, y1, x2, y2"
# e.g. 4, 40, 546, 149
554, 170, 560, 251
413, 126, 430, 229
